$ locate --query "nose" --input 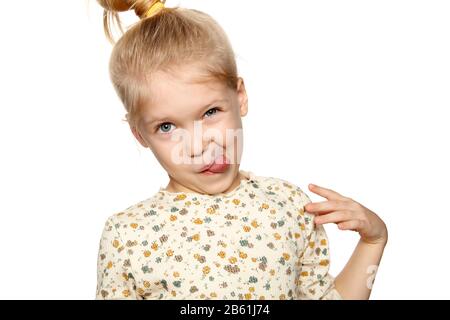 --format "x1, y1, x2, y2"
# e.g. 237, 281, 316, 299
179, 121, 221, 162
